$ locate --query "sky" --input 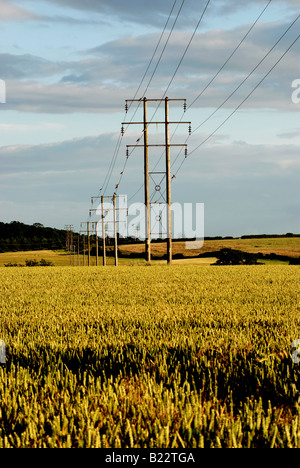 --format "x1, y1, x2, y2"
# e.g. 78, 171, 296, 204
0, 0, 300, 238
